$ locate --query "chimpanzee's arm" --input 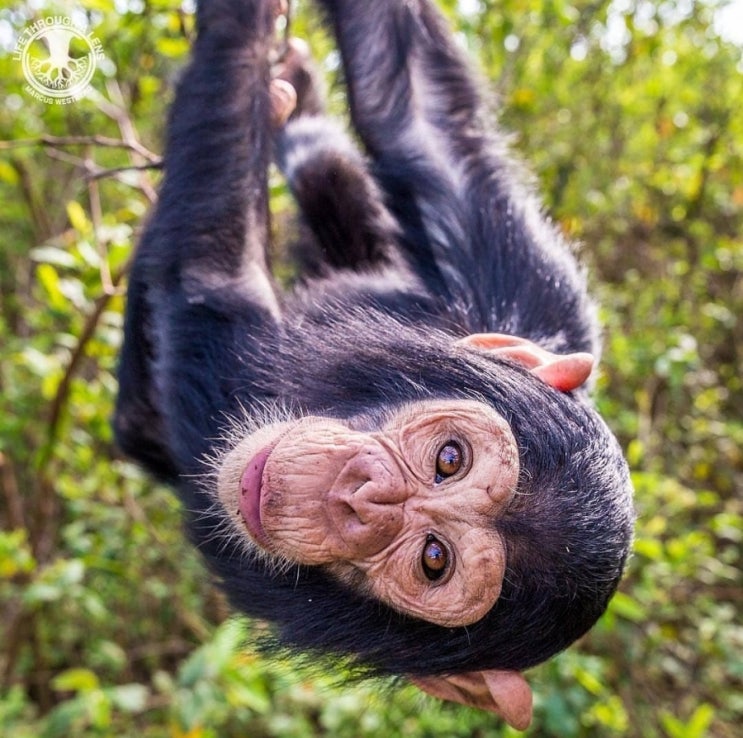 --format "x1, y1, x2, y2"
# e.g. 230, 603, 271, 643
115, 0, 280, 481
317, 0, 597, 353
317, 0, 481, 170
